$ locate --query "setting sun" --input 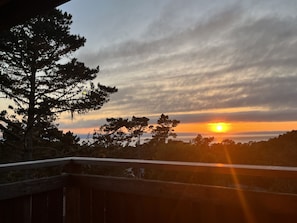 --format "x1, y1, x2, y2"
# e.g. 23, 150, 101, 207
208, 122, 231, 133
